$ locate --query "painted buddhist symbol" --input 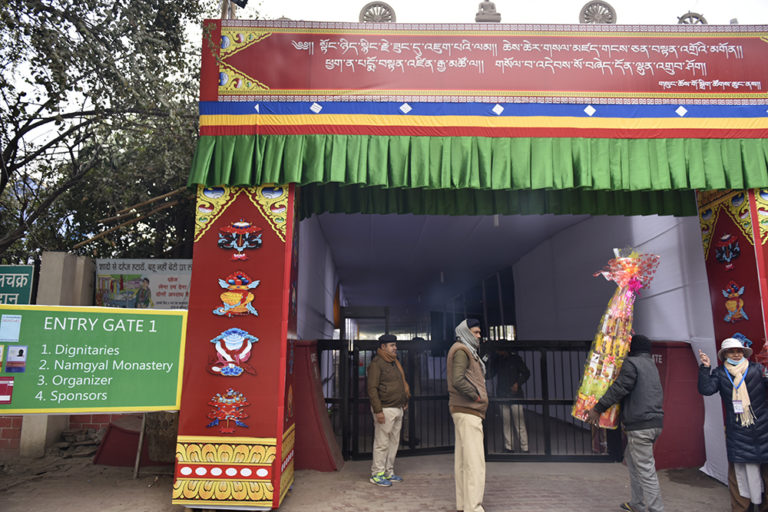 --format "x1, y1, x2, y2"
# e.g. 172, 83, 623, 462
213, 271, 260, 317
723, 280, 749, 323
715, 234, 740, 271
209, 328, 258, 376
207, 388, 250, 434
218, 219, 262, 260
